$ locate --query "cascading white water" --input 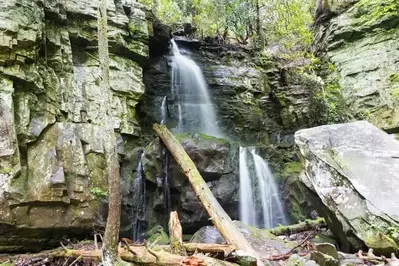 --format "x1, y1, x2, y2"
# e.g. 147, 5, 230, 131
132, 153, 146, 242
239, 147, 288, 228
239, 147, 257, 226
170, 39, 221, 137
177, 104, 183, 131
161, 96, 167, 124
